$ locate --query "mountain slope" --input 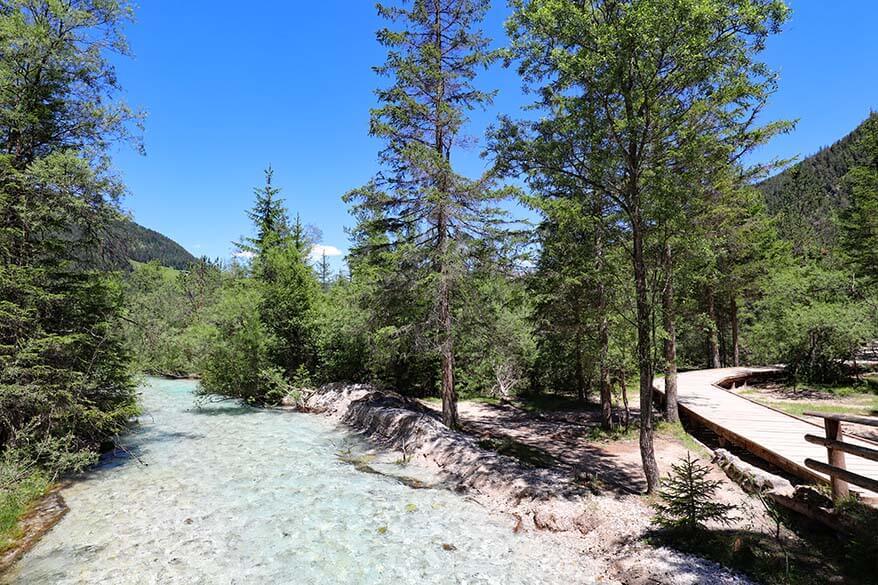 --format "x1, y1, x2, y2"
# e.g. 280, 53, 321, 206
110, 219, 197, 270
758, 113, 876, 254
